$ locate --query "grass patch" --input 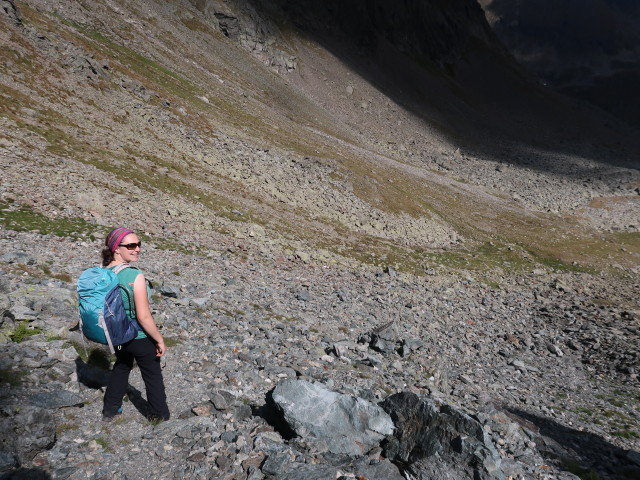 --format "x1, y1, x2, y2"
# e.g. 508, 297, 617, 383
217, 307, 245, 317
606, 397, 625, 408
38, 265, 72, 283
563, 459, 601, 480
180, 17, 215, 34
575, 407, 594, 416
0, 199, 102, 238
10, 321, 43, 343
319, 235, 531, 277
523, 245, 596, 274
56, 423, 79, 434
53, 272, 73, 283
65, 341, 85, 359
45, 334, 66, 342
611, 430, 638, 439
0, 368, 26, 387
426, 241, 531, 272
92, 437, 110, 451
163, 336, 181, 348
150, 235, 210, 255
